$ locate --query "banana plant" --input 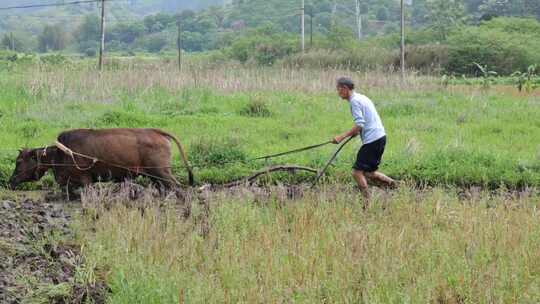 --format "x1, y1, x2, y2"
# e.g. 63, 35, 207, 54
511, 64, 538, 93
441, 74, 456, 88
473, 62, 498, 90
